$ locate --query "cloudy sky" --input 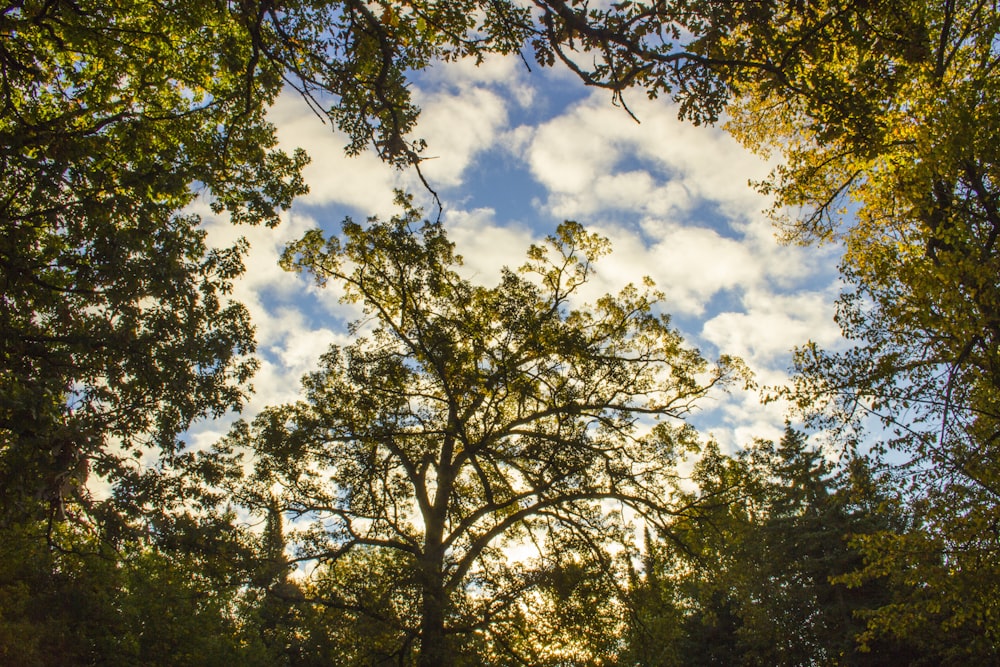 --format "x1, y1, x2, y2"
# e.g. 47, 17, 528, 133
192, 53, 845, 454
